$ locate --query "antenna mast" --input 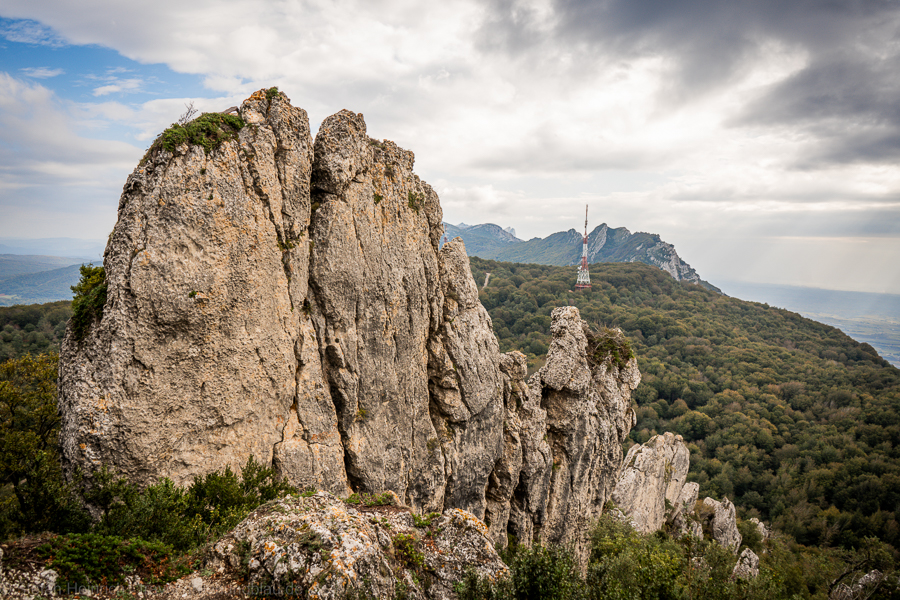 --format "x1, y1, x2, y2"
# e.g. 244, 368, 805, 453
575, 205, 592, 290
